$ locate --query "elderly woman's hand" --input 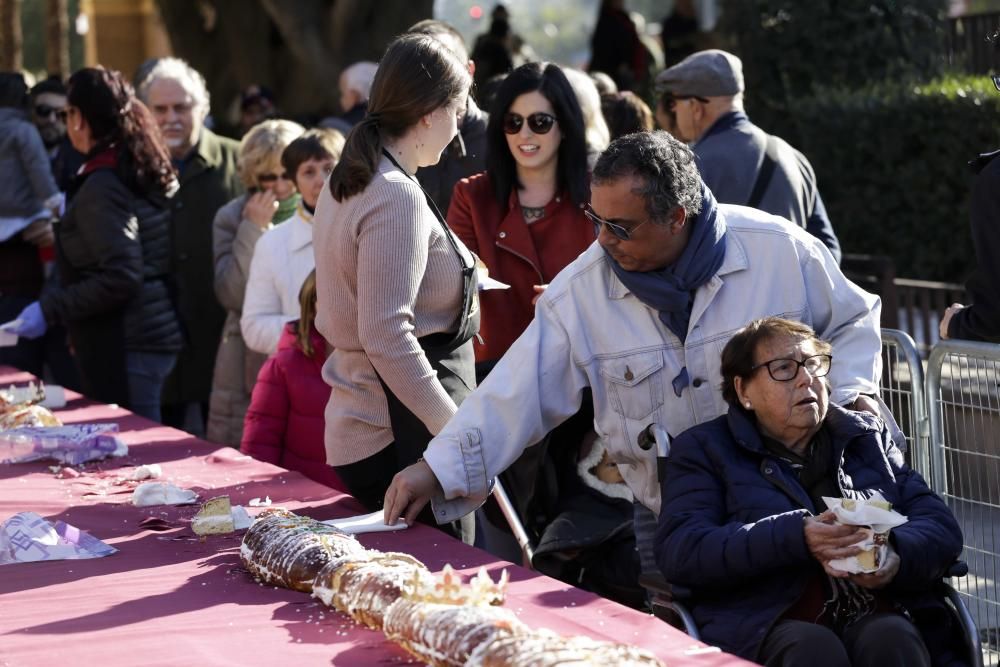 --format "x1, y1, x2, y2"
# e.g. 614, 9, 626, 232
383, 459, 443, 526
804, 510, 868, 575
849, 545, 900, 589
245, 190, 278, 229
